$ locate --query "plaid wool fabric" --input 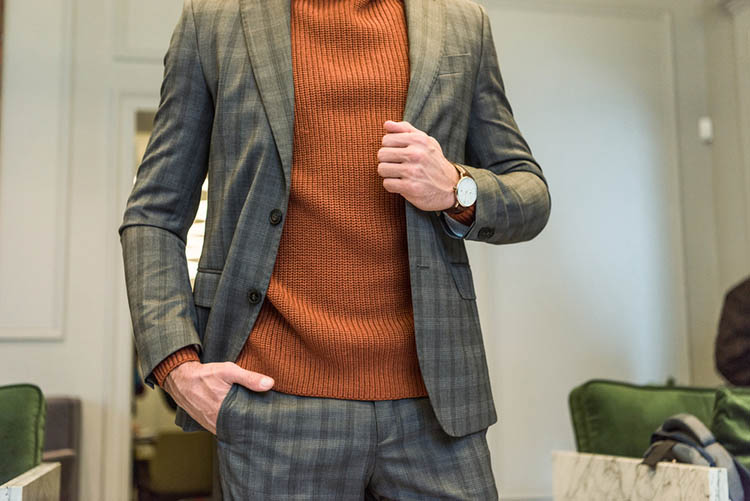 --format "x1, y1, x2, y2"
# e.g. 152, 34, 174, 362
215, 385, 498, 500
